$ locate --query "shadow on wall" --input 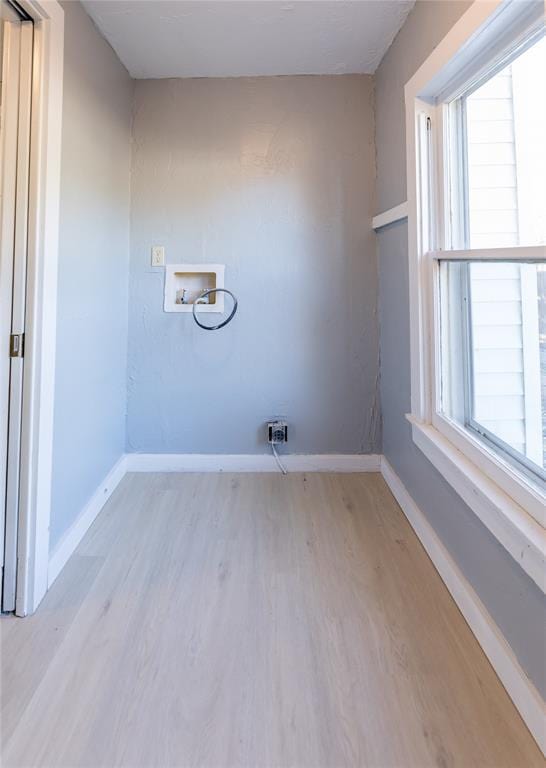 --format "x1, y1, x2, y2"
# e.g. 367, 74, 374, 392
127, 75, 380, 454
